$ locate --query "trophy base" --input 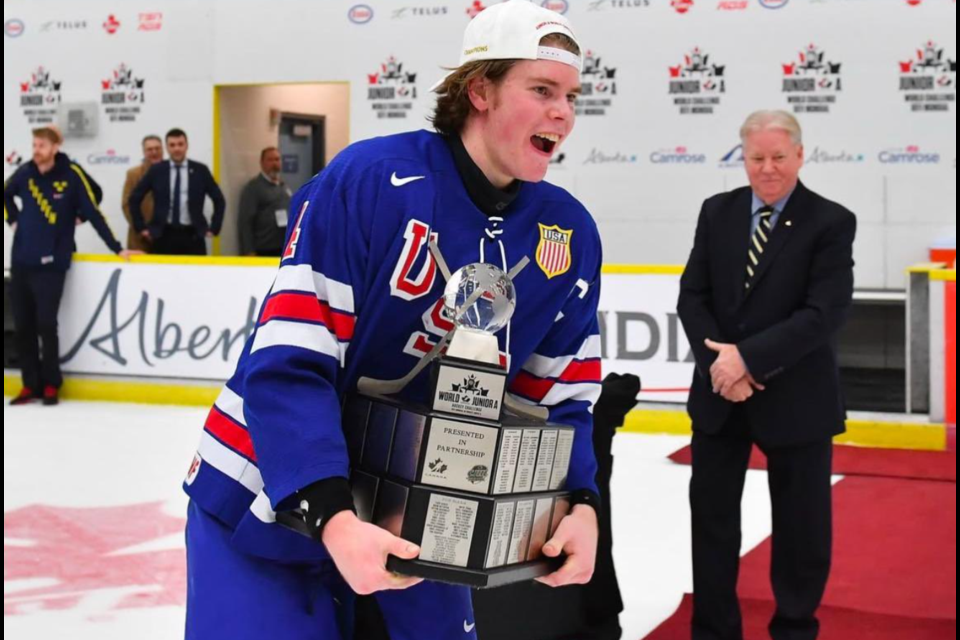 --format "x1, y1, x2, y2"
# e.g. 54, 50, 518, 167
387, 556, 564, 590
